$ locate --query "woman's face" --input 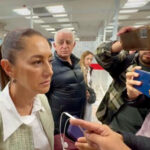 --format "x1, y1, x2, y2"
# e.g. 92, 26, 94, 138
12, 35, 53, 94
84, 54, 93, 68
